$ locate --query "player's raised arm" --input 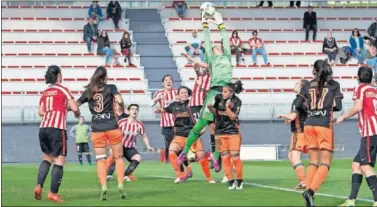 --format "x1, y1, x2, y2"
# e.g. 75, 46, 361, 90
213, 12, 231, 57
202, 12, 213, 63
